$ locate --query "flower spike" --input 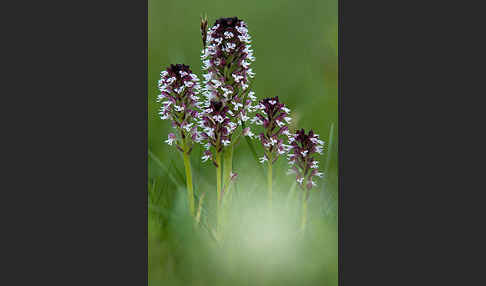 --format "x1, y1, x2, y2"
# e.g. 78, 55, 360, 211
158, 64, 202, 152
287, 128, 325, 191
